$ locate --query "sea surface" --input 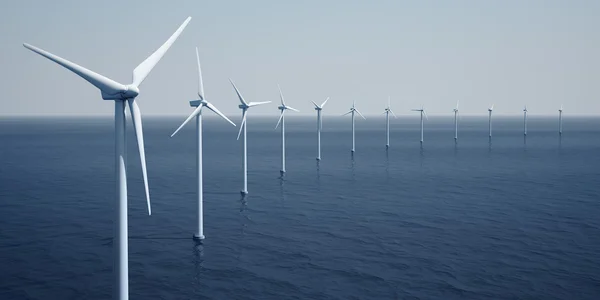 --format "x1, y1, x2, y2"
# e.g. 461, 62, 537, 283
1, 115, 599, 299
